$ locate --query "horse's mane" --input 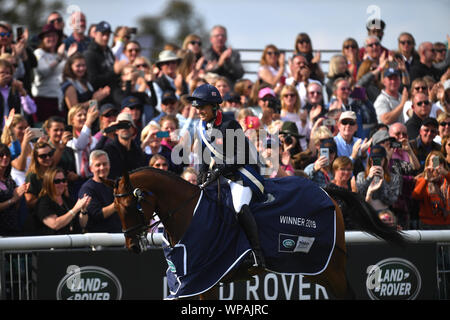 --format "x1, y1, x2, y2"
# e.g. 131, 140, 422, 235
129, 166, 195, 187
